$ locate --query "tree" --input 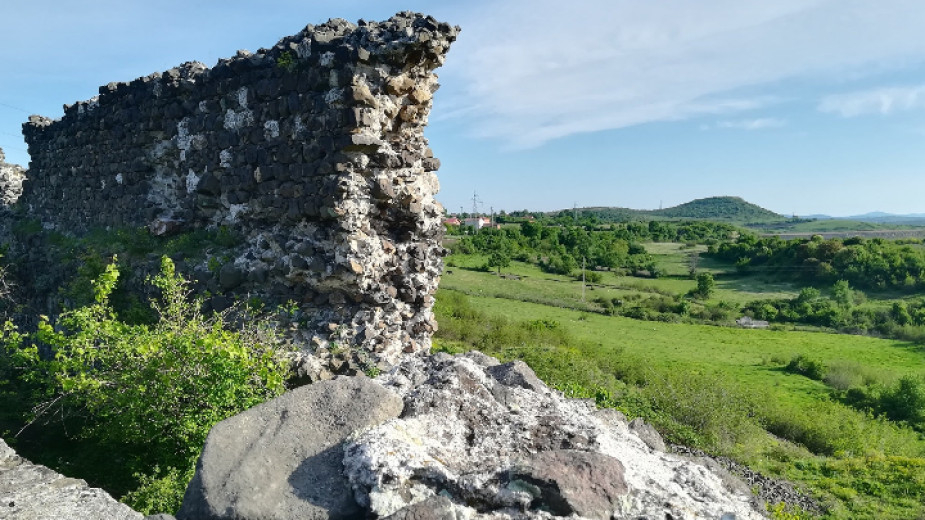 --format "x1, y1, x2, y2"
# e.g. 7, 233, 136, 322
694, 272, 715, 299
831, 280, 855, 309
486, 235, 513, 274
